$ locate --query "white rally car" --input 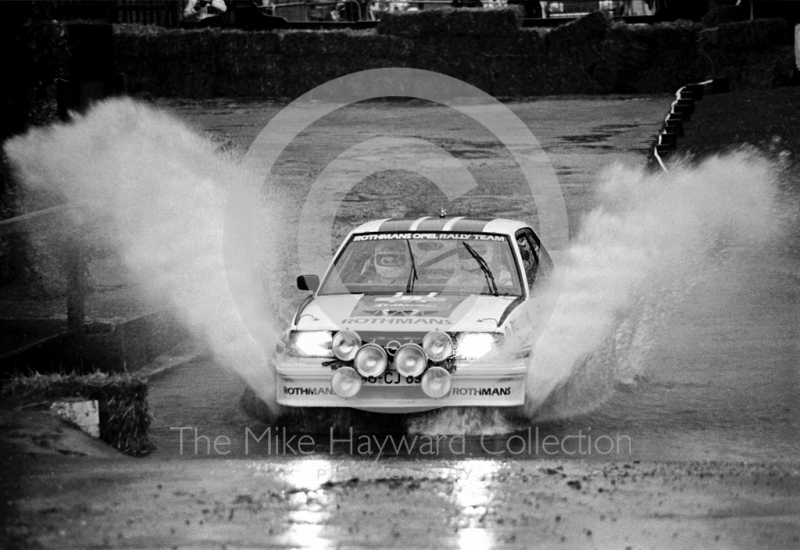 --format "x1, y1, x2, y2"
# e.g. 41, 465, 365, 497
274, 216, 553, 414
